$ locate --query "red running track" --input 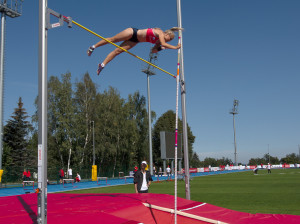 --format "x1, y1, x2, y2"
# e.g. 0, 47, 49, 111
0, 193, 299, 224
